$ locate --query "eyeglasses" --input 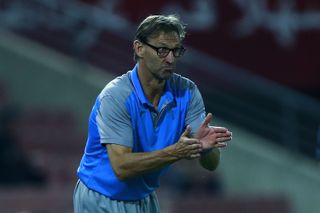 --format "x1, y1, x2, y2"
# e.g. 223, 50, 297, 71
142, 42, 186, 58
